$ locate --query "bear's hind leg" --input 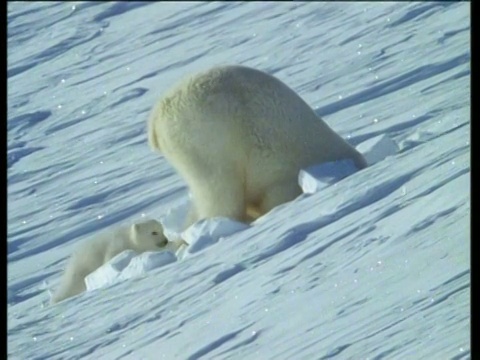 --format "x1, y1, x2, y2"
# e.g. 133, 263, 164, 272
246, 204, 262, 222
258, 179, 302, 216
188, 173, 248, 226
